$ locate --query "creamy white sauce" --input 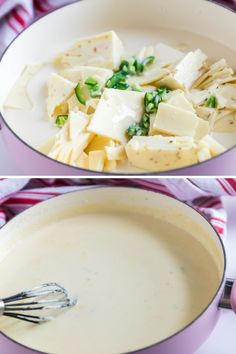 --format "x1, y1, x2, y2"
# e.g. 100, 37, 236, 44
0, 209, 220, 354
